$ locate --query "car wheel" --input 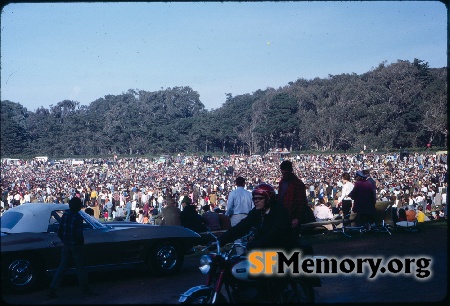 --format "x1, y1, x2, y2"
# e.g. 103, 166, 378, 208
2, 256, 43, 293
148, 241, 184, 276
